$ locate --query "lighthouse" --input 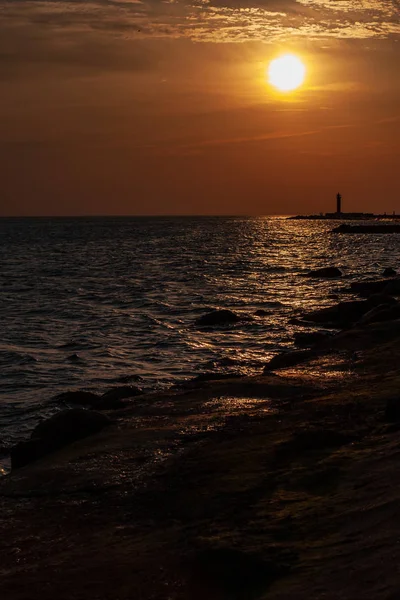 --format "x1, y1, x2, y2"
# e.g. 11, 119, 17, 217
336, 192, 342, 215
